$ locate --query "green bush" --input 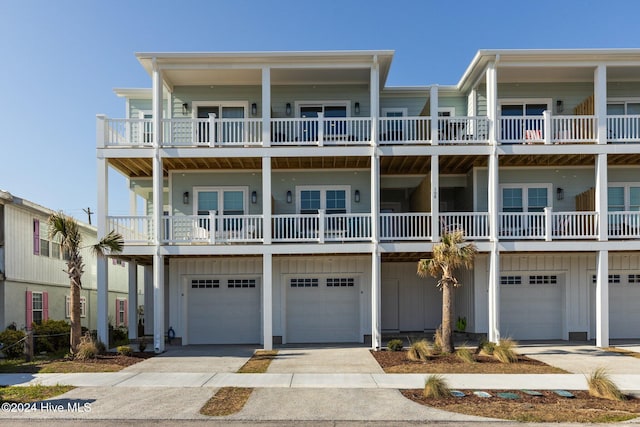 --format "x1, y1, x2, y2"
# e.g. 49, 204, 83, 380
95, 340, 107, 355
387, 339, 403, 351
117, 345, 132, 356
32, 320, 70, 354
0, 329, 26, 358
111, 327, 129, 346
